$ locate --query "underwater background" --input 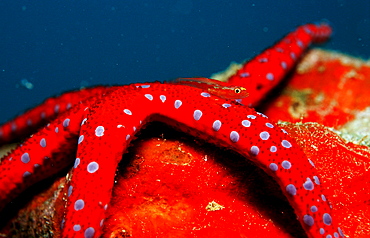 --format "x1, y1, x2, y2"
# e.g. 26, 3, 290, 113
0, 0, 369, 123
